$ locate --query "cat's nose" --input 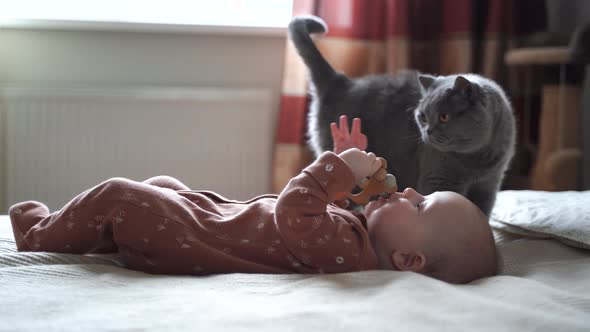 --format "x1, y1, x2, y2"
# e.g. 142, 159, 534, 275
427, 128, 433, 135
